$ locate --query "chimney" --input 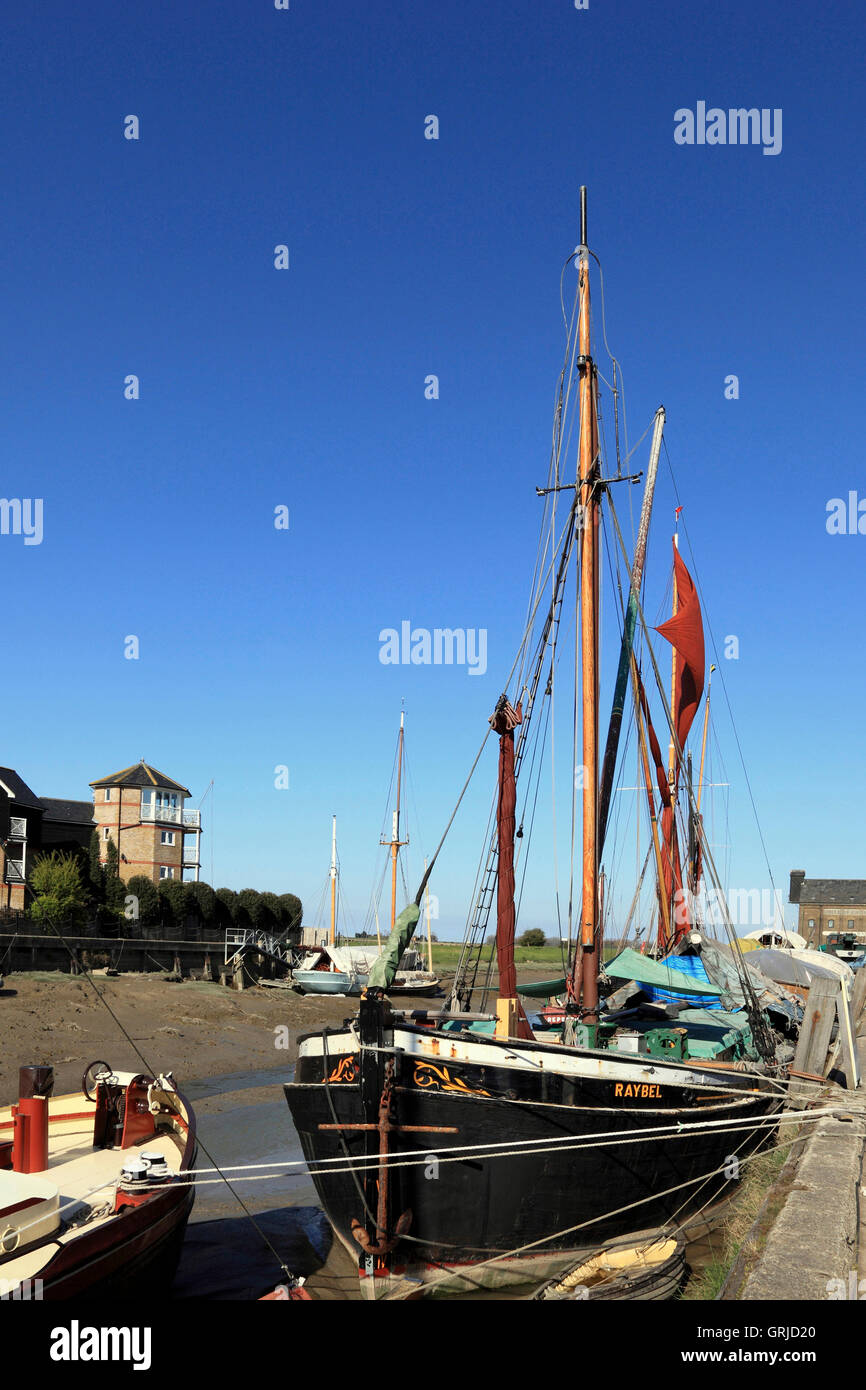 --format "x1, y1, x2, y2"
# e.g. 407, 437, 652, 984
789, 870, 806, 904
